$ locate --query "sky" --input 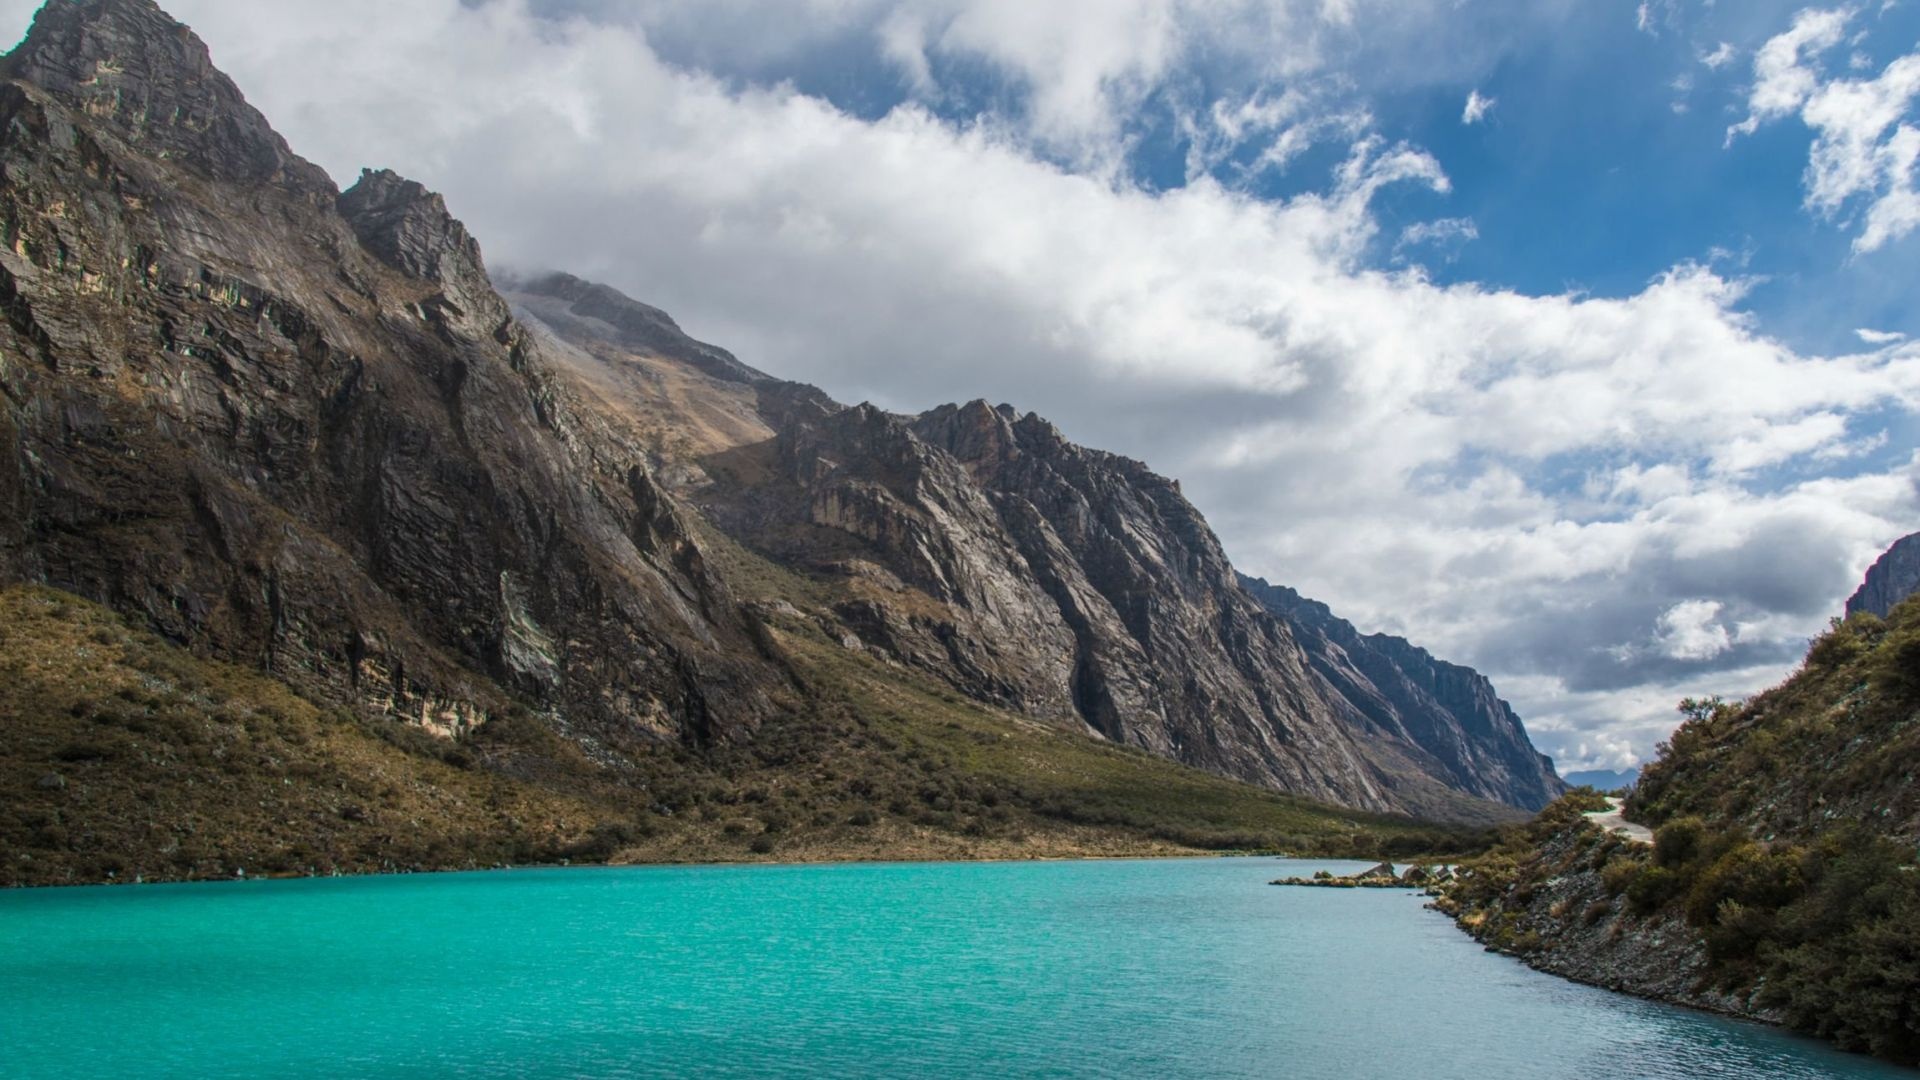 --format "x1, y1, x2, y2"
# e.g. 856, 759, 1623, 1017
8, 0, 1920, 771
